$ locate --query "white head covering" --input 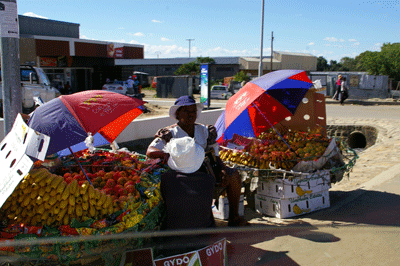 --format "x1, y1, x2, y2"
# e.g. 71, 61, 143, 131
163, 136, 205, 173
